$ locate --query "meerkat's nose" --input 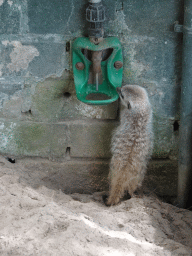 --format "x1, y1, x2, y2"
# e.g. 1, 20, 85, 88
116, 87, 121, 94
